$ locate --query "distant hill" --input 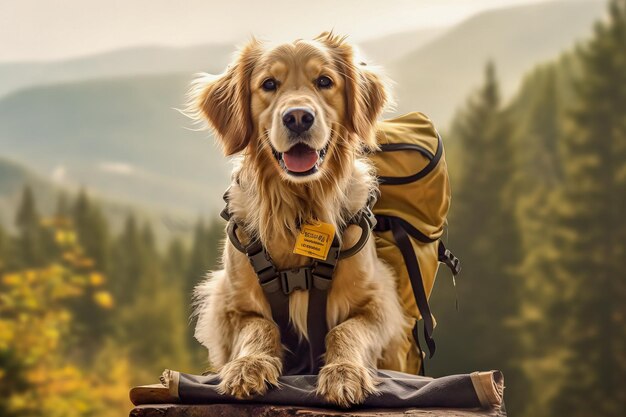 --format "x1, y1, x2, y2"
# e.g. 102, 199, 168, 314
0, 74, 231, 217
0, 156, 197, 241
0, 30, 447, 99
357, 27, 445, 64
0, 157, 54, 227
0, 0, 607, 223
0, 43, 233, 98
389, 0, 606, 126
